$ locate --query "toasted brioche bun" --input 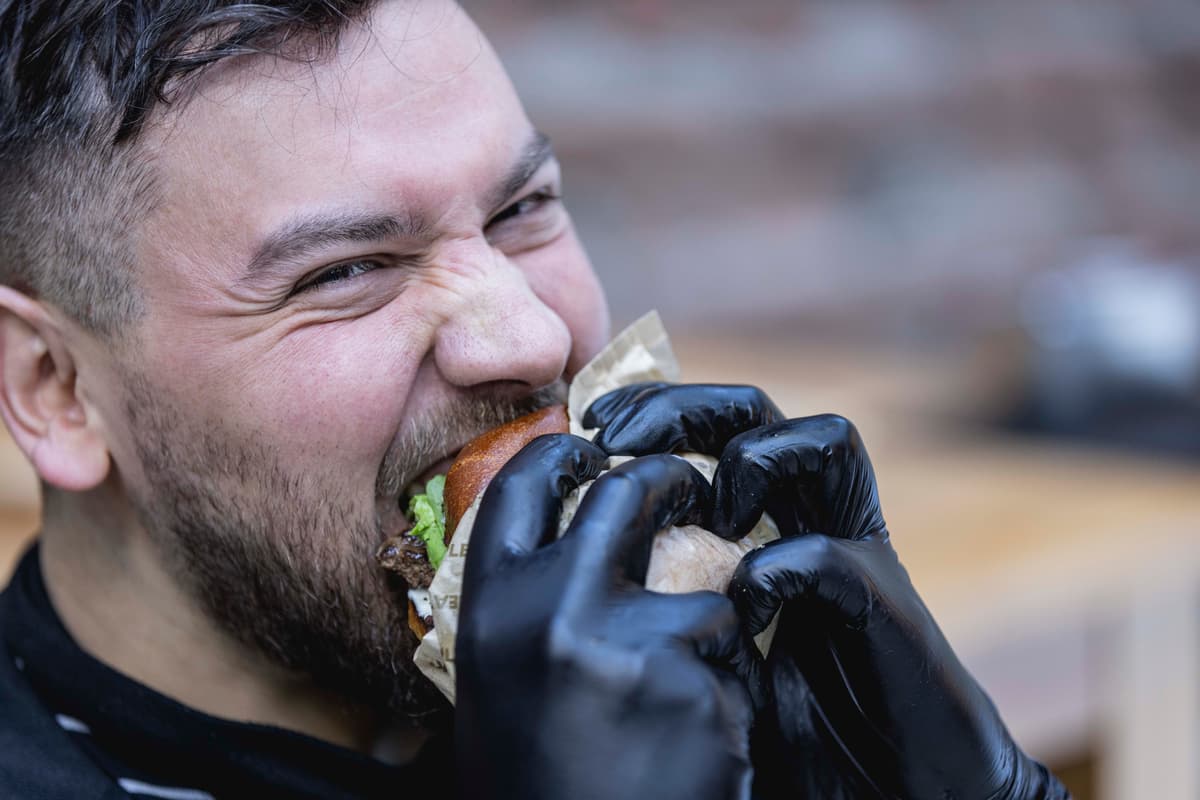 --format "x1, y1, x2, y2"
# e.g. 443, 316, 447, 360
443, 404, 570, 538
